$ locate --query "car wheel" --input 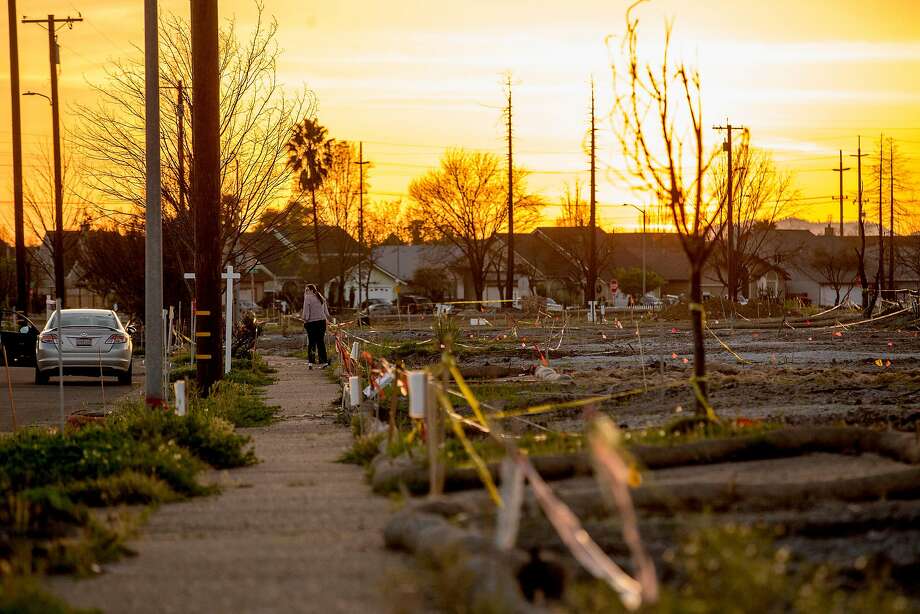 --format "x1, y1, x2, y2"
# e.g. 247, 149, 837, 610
34, 368, 49, 385
117, 362, 133, 386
